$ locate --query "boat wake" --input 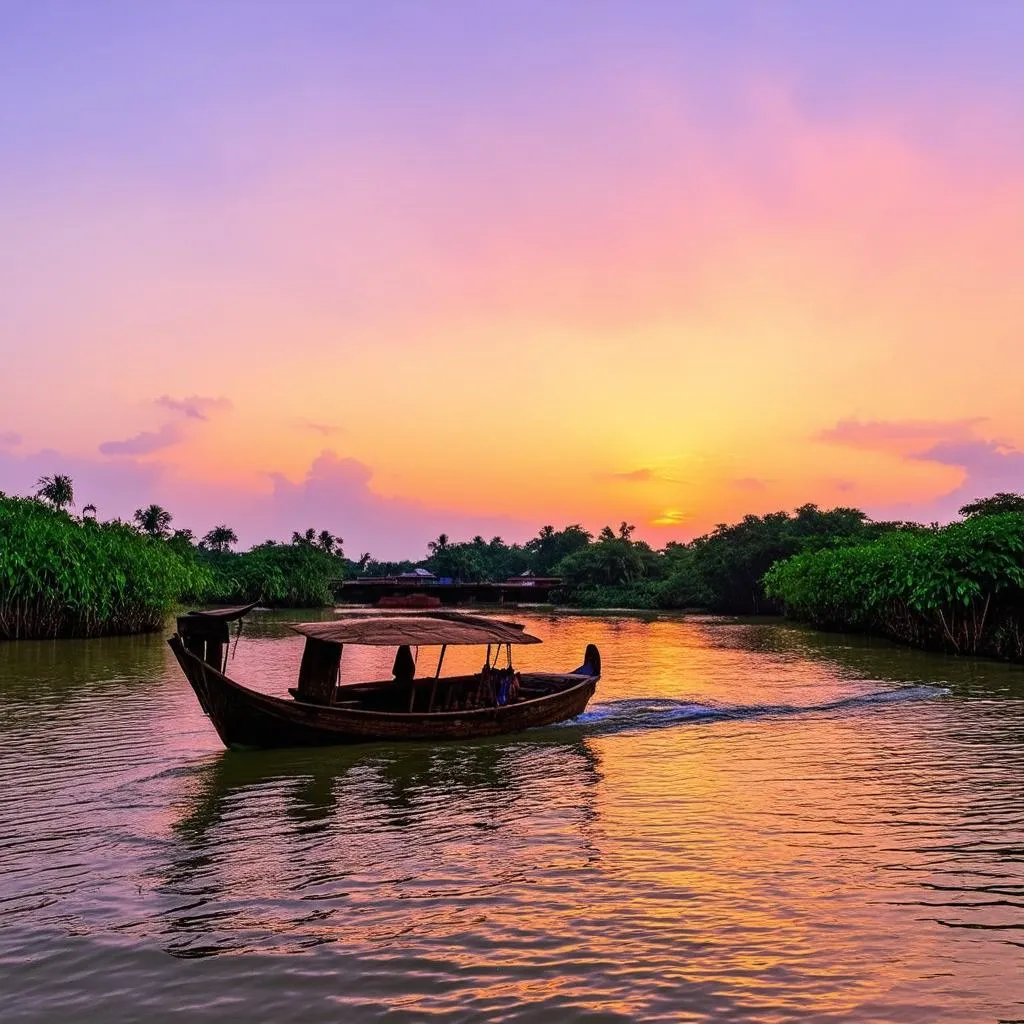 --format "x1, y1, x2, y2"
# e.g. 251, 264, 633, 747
558, 684, 948, 736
